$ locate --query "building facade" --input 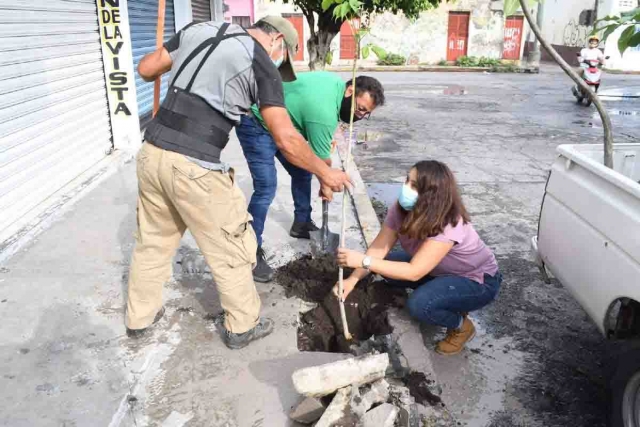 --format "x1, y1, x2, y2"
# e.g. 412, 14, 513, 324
524, 0, 640, 71
0, 0, 218, 256
254, 0, 529, 65
224, 0, 255, 27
